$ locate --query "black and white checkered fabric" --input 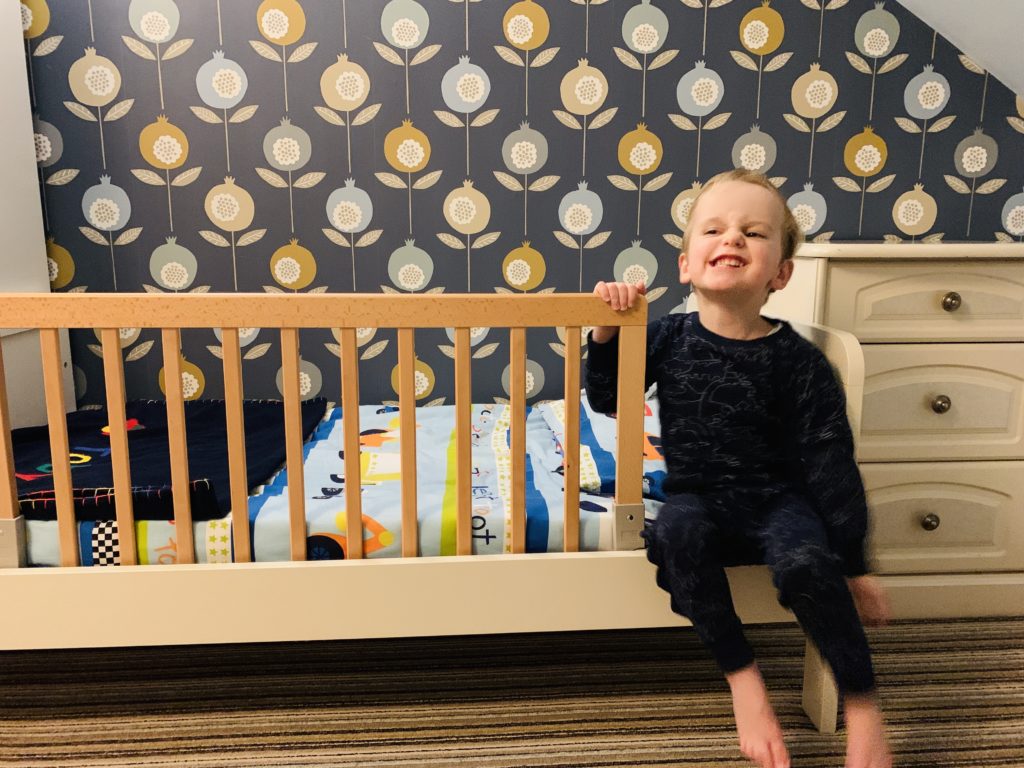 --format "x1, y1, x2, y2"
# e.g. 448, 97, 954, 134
92, 521, 121, 566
